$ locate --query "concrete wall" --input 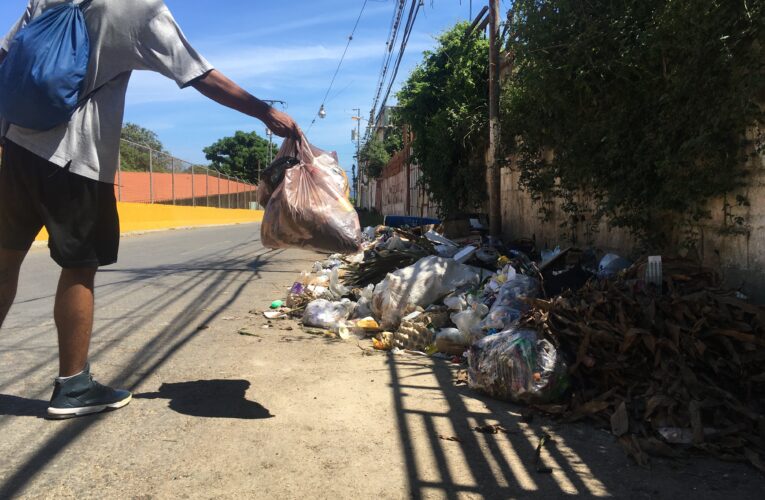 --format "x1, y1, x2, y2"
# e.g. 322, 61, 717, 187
499, 166, 635, 254
499, 129, 765, 301
377, 150, 407, 216
116, 171, 256, 205
36, 203, 263, 242
358, 151, 439, 219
